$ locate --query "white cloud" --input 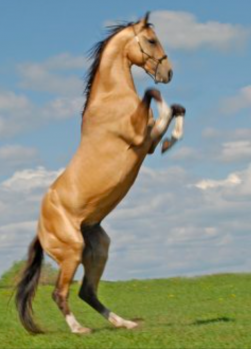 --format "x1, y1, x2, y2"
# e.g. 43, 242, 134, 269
0, 90, 31, 112
201, 127, 251, 164
195, 164, 251, 200
0, 91, 33, 137
0, 221, 37, 275
151, 11, 250, 51
202, 127, 221, 139
203, 127, 251, 140
221, 85, 251, 114
218, 140, 251, 162
1, 166, 63, 192
17, 52, 88, 96
232, 129, 251, 139
0, 144, 37, 161
0, 90, 84, 138
0, 167, 61, 275
41, 96, 83, 120
0, 145, 38, 174
0, 53, 88, 138
104, 164, 251, 280
41, 52, 88, 71
0, 221, 36, 248
170, 146, 201, 161
227, 164, 251, 200
1, 164, 251, 281
0, 167, 62, 277
0, 167, 63, 272
195, 173, 241, 190
18, 64, 83, 96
